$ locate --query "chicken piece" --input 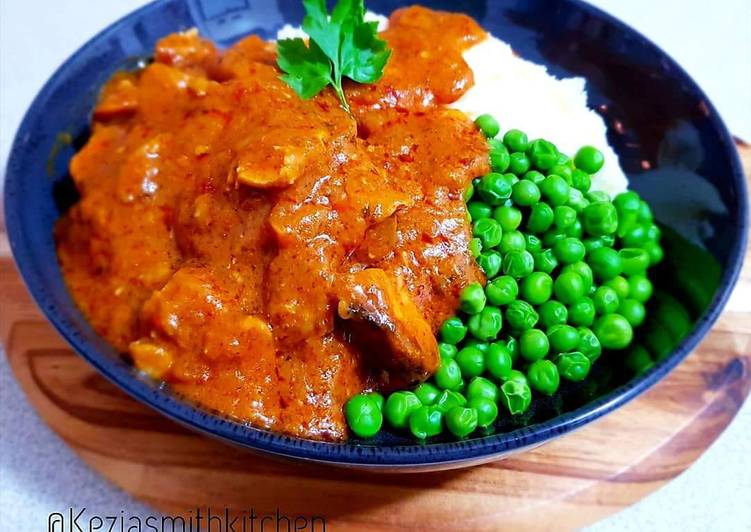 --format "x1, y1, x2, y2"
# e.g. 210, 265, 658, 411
335, 268, 439, 388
